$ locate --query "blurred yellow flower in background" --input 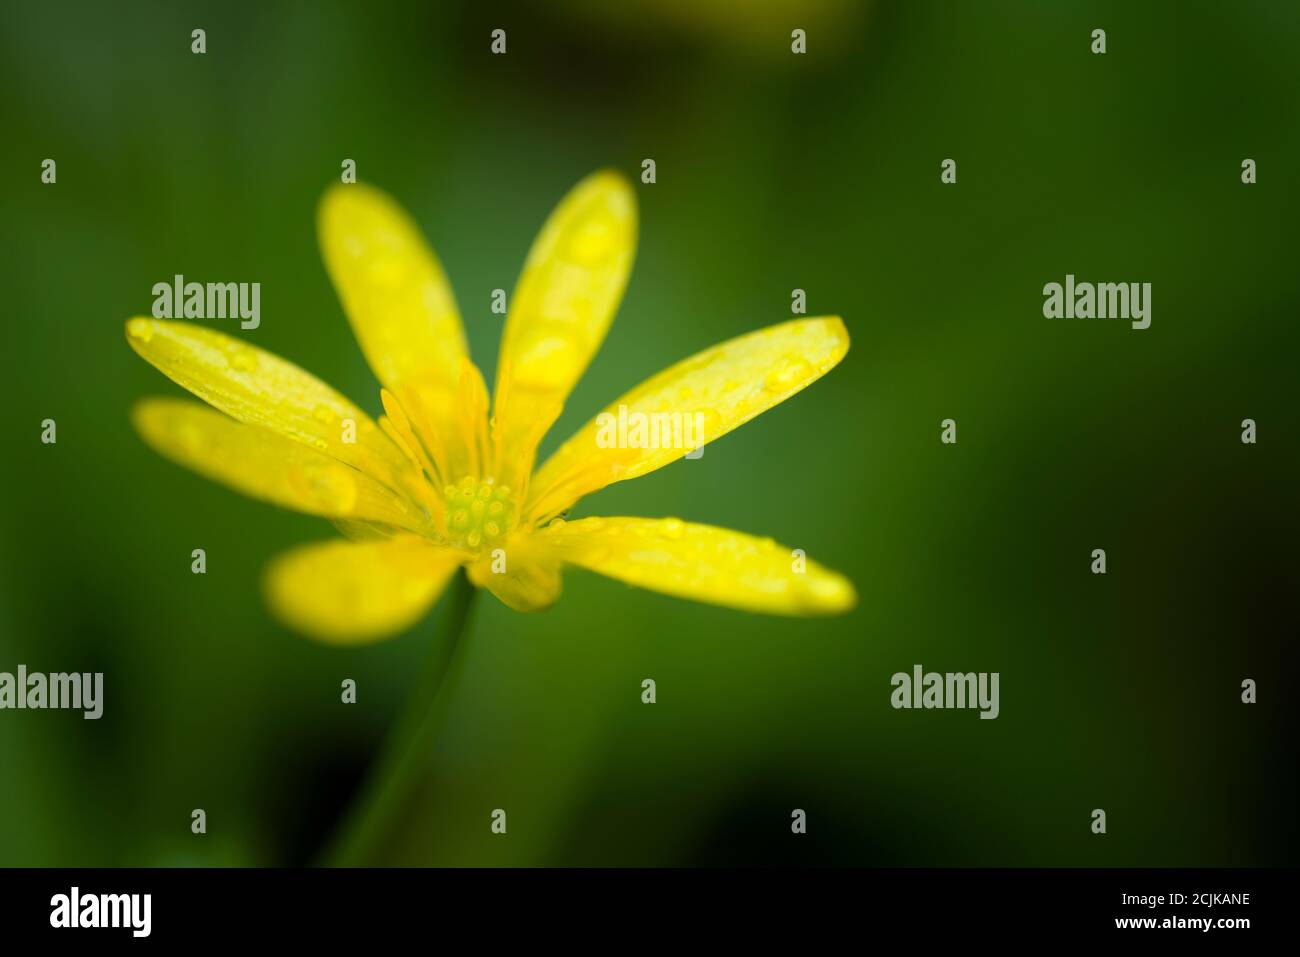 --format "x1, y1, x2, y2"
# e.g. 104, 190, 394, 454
126, 171, 854, 643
